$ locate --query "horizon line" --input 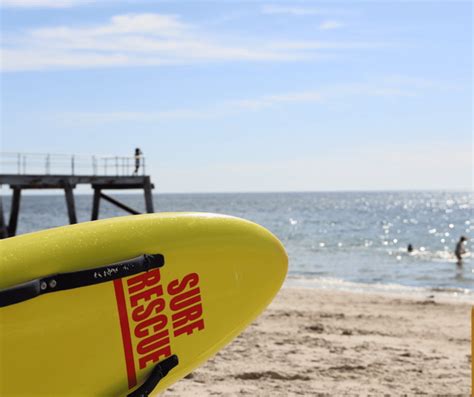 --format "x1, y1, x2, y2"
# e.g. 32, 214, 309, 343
1, 188, 472, 197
